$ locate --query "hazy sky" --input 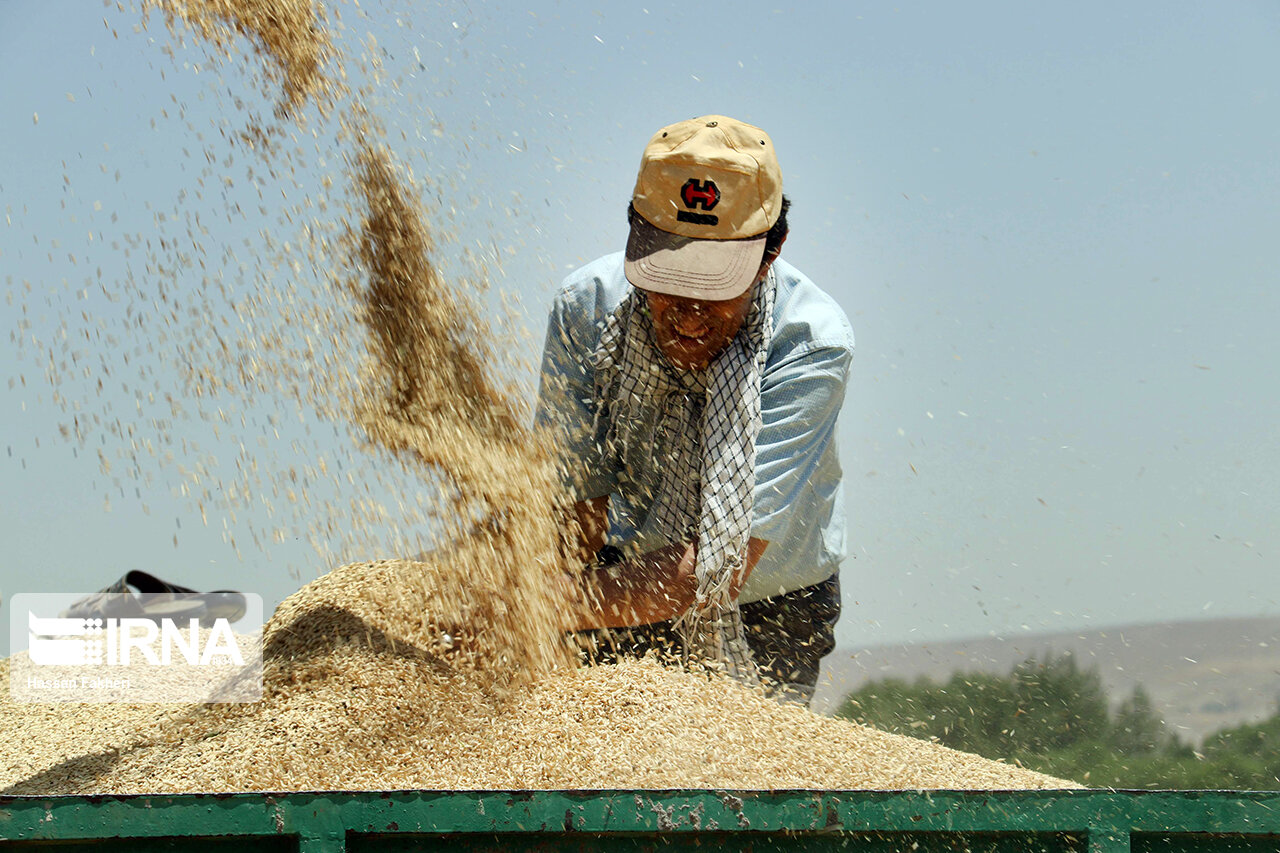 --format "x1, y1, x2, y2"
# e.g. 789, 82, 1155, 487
2, 1, 1278, 655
